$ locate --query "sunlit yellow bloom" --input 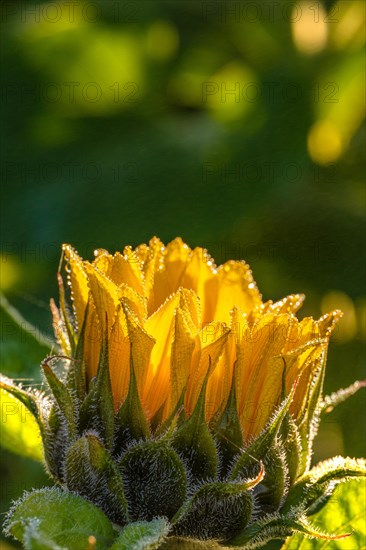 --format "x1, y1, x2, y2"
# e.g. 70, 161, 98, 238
60, 237, 341, 442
